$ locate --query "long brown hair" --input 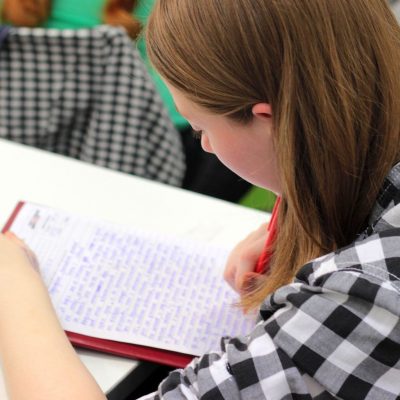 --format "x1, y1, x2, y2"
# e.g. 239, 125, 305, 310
2, 0, 141, 39
147, 0, 400, 308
